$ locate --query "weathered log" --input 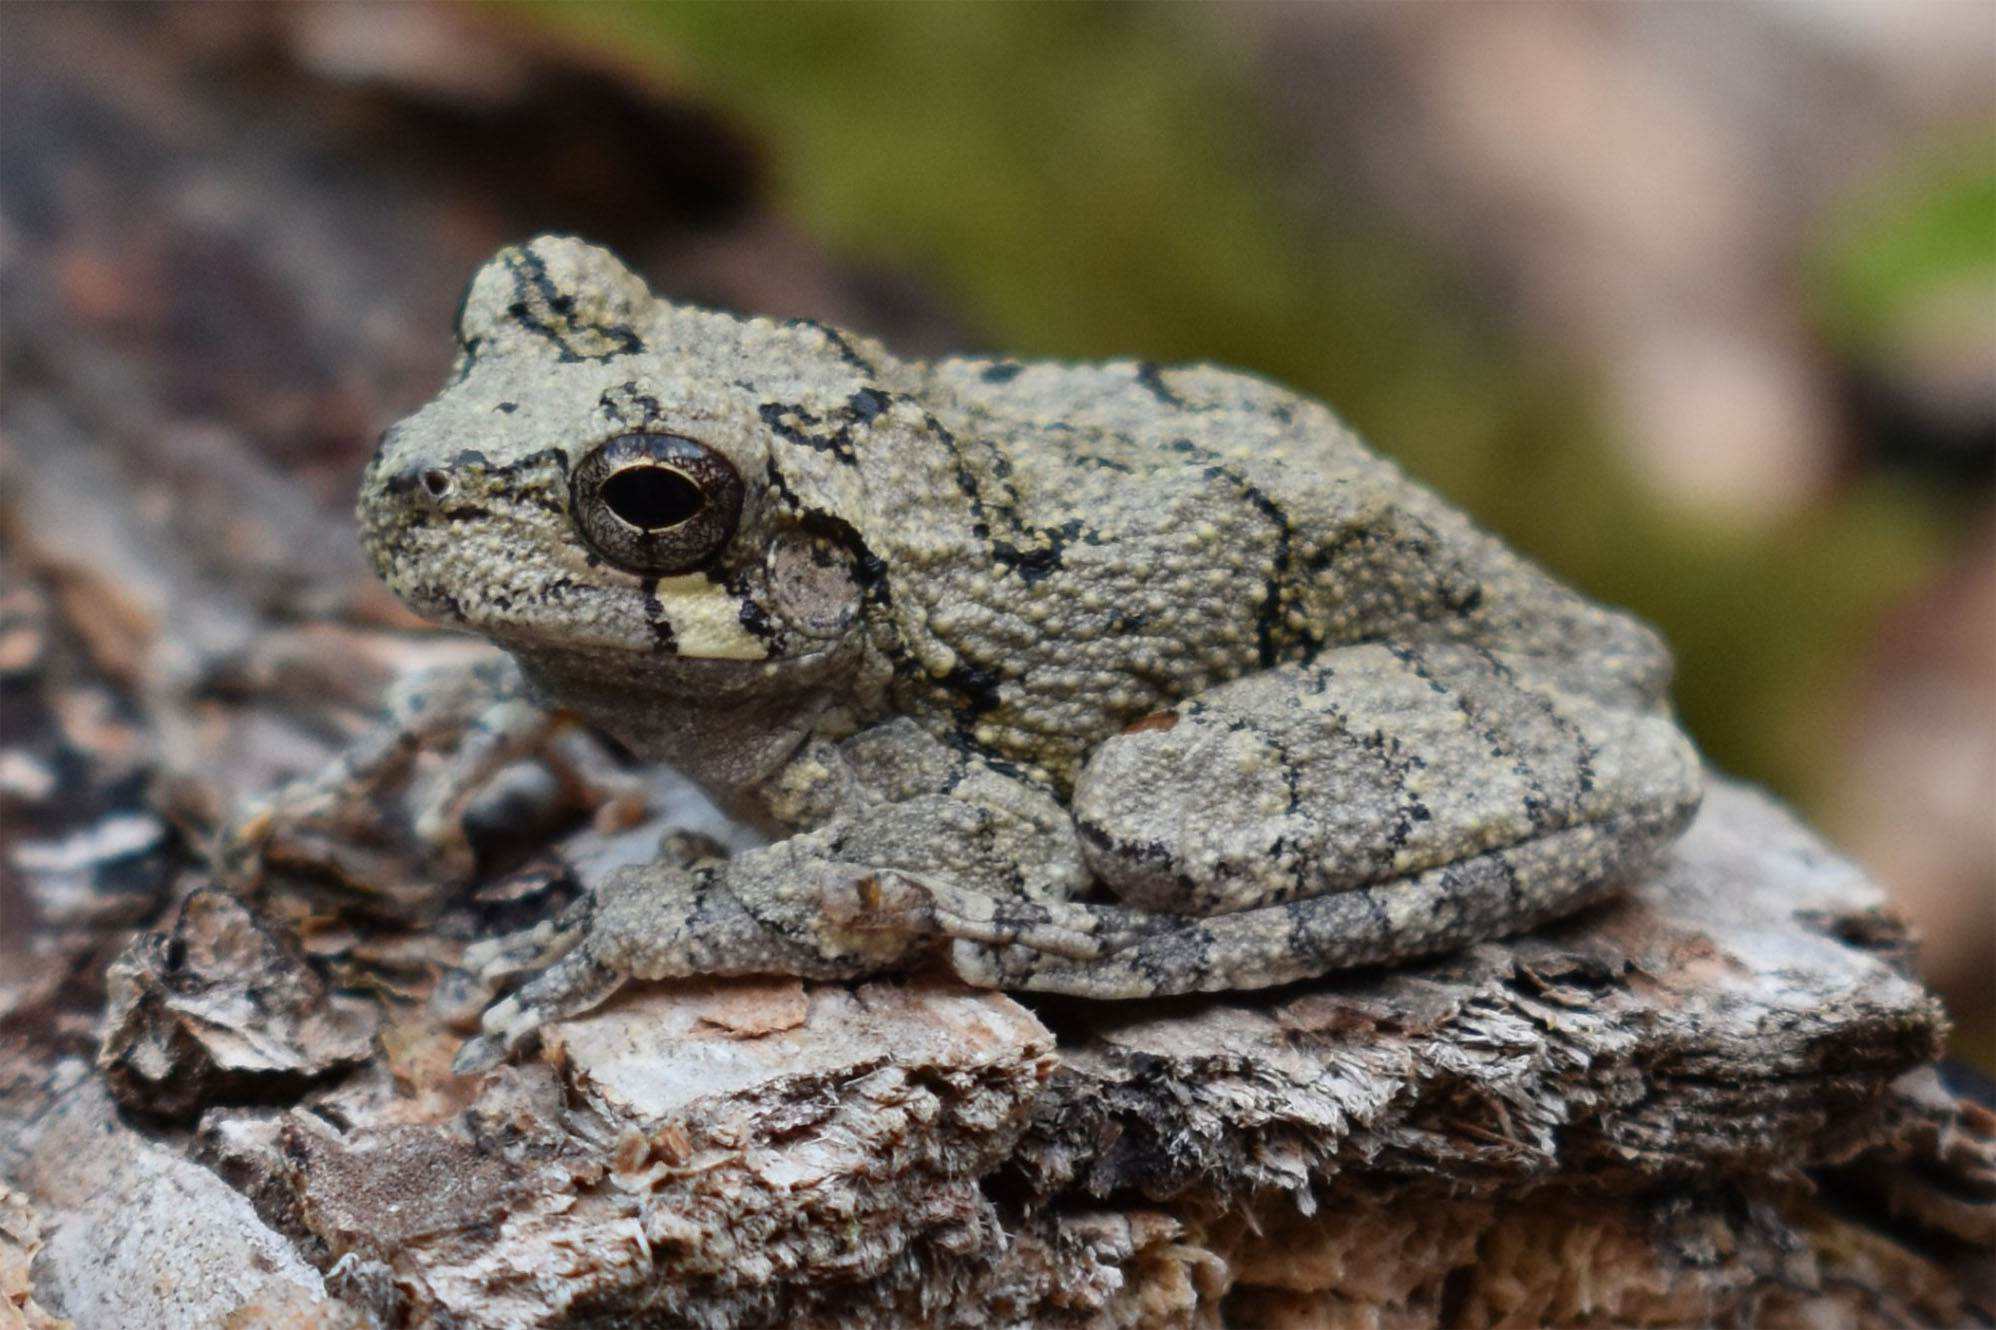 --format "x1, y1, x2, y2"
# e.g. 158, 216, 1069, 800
4, 774, 1990, 1328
